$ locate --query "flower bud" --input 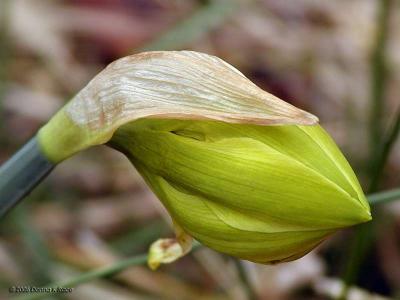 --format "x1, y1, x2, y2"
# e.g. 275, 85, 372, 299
110, 118, 371, 265
37, 50, 371, 267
